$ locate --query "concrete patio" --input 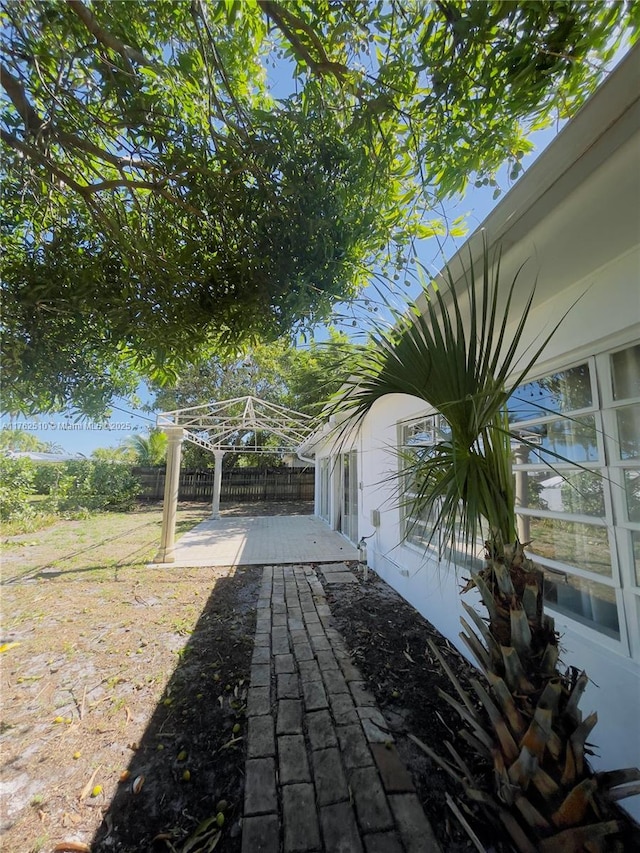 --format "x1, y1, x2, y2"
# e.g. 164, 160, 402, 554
150, 514, 359, 568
